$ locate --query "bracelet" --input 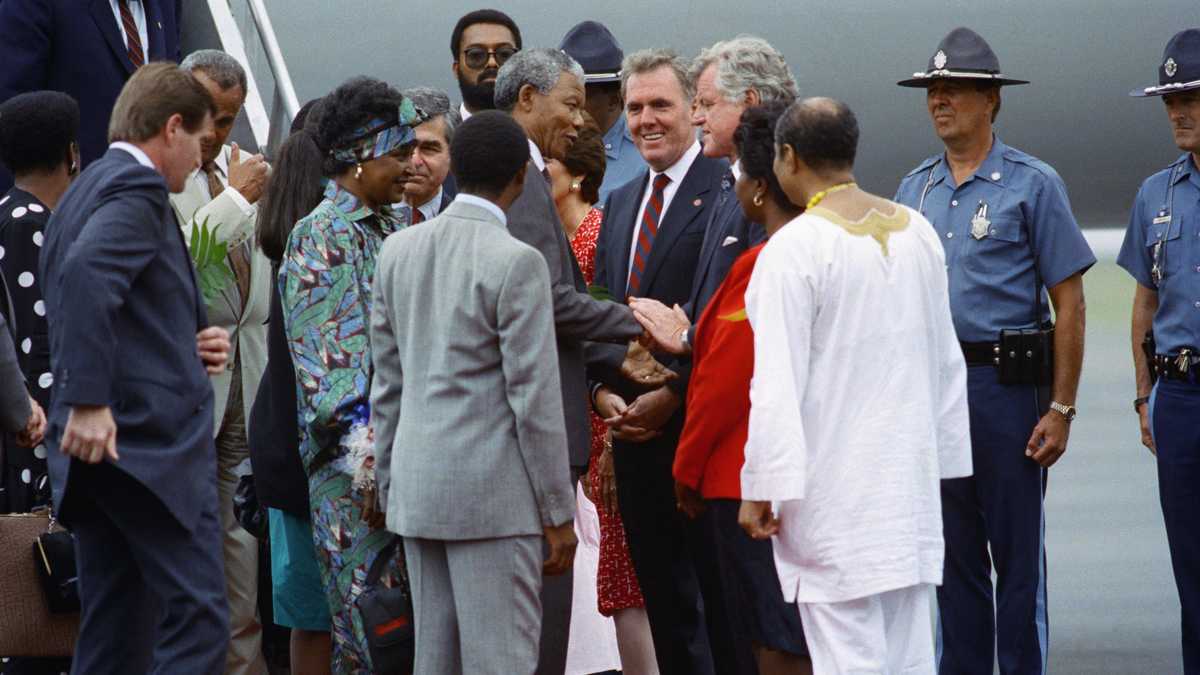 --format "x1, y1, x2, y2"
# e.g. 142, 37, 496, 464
1133, 395, 1150, 412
